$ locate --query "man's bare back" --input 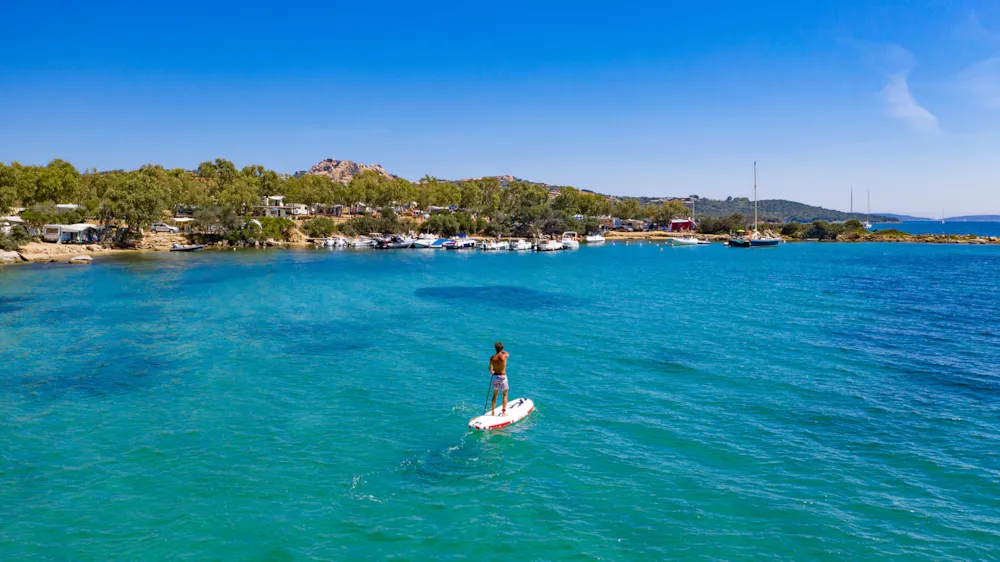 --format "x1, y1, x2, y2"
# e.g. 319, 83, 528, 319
489, 342, 509, 415
490, 351, 508, 376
